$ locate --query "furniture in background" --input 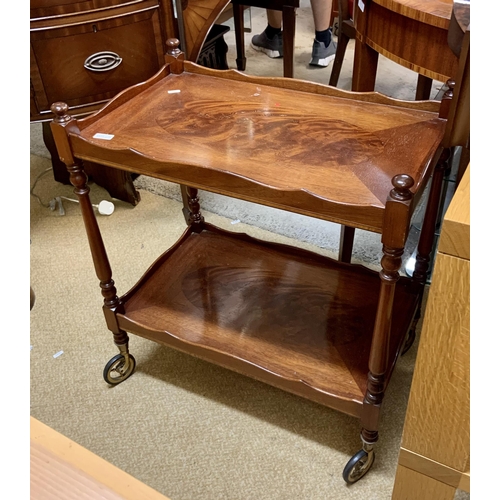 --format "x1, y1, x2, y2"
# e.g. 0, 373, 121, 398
50, 35, 457, 482
30, 0, 231, 205
351, 0, 458, 97
31, 417, 172, 499
336, 0, 469, 266
231, 0, 340, 78
330, 0, 438, 100
391, 165, 470, 500
232, 0, 299, 77
30, 0, 171, 205
329, 0, 354, 87
175, 0, 232, 62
